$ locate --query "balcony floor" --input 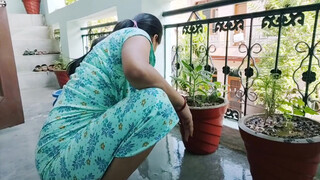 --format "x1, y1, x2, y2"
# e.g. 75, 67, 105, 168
0, 87, 318, 180
129, 126, 252, 180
